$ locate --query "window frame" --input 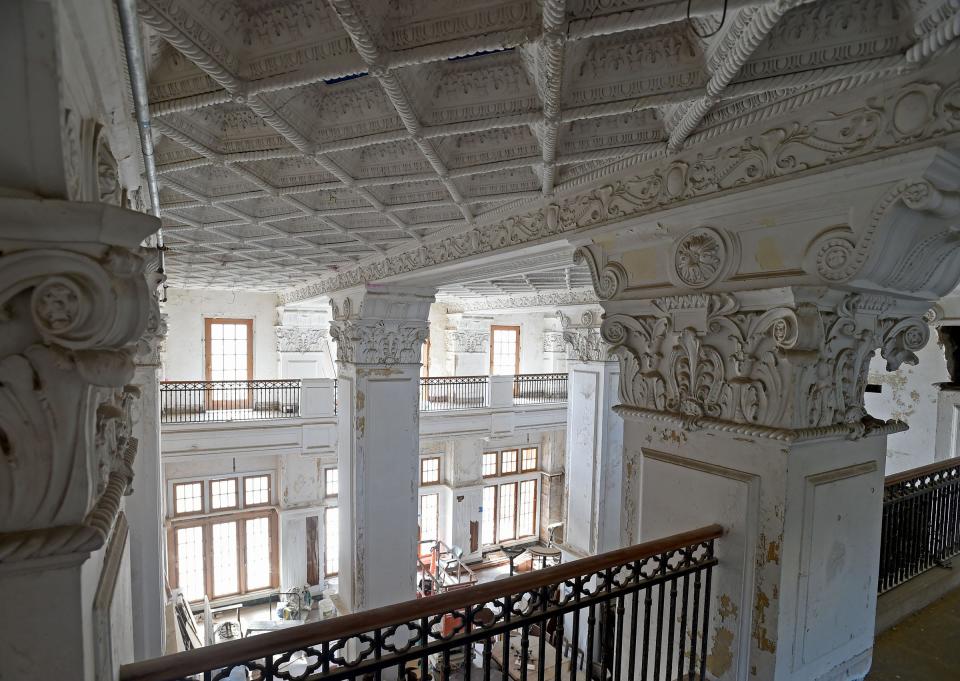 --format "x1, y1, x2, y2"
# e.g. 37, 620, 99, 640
172, 481, 206, 517
420, 456, 441, 485
324, 468, 339, 498
489, 325, 521, 375
208, 477, 240, 512
482, 452, 499, 478
499, 449, 519, 475
520, 447, 538, 472
324, 506, 339, 578
517, 479, 538, 538
204, 317, 254, 382
497, 481, 518, 543
167, 509, 279, 603
418, 492, 440, 550
243, 474, 272, 508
